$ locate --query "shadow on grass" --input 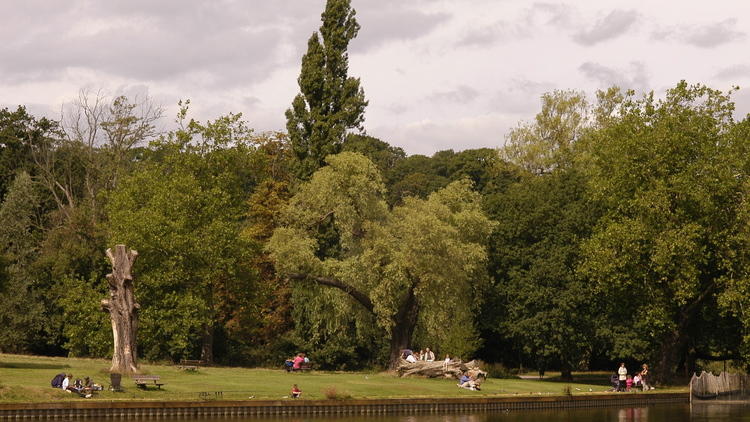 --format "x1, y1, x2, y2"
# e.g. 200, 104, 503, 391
542, 373, 612, 386
0, 362, 71, 370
